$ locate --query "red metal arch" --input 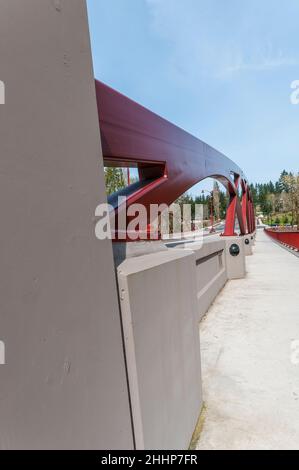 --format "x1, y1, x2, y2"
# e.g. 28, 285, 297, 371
95, 80, 255, 237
